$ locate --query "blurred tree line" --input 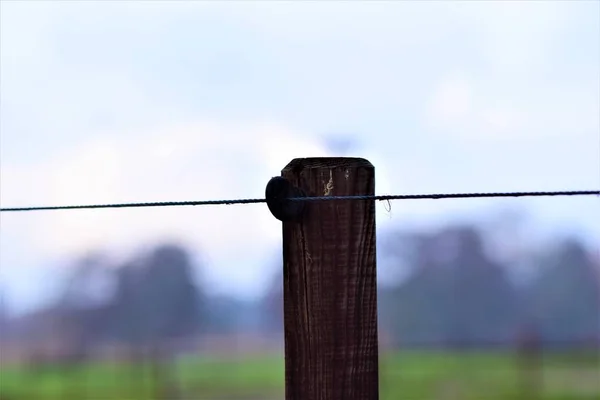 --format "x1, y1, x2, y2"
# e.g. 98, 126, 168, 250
378, 224, 599, 348
1, 219, 599, 352
263, 222, 600, 349
0, 244, 259, 353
